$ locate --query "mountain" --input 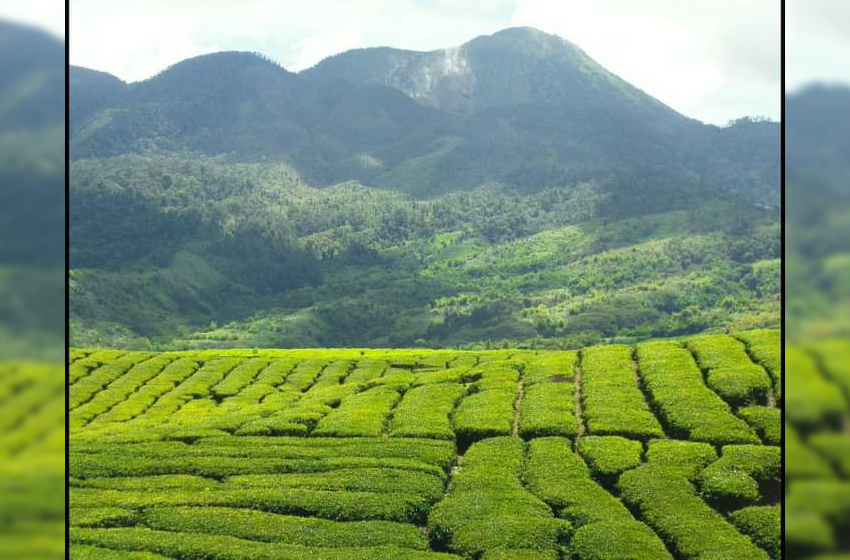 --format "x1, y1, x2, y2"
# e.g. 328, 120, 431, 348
786, 83, 850, 193
68, 27, 780, 349
785, 83, 850, 340
305, 27, 672, 116
0, 20, 65, 131
0, 19, 66, 360
70, 27, 779, 204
